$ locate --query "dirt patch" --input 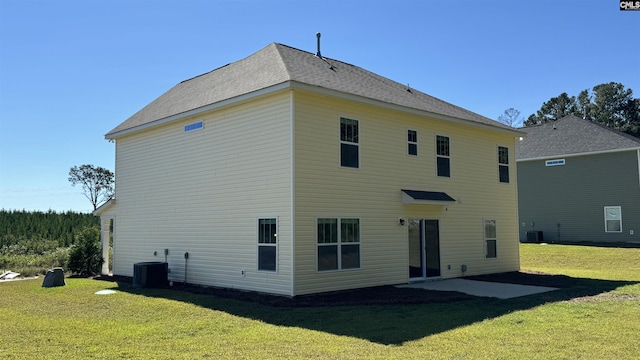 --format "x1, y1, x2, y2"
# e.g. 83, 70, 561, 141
566, 293, 640, 304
